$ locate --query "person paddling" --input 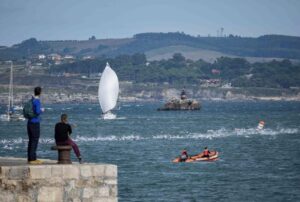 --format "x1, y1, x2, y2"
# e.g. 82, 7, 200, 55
180, 149, 189, 162
202, 147, 211, 158
55, 114, 82, 163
